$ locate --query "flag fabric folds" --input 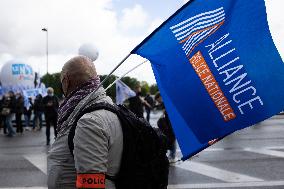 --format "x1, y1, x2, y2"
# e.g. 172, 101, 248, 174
116, 80, 136, 105
131, 0, 284, 159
